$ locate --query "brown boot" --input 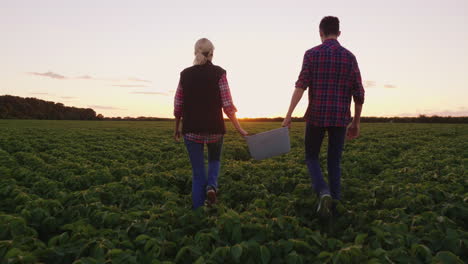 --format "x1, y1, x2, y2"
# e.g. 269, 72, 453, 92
206, 189, 217, 206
